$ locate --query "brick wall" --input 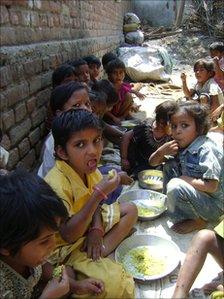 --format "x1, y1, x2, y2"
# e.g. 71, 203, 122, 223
0, 0, 133, 170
